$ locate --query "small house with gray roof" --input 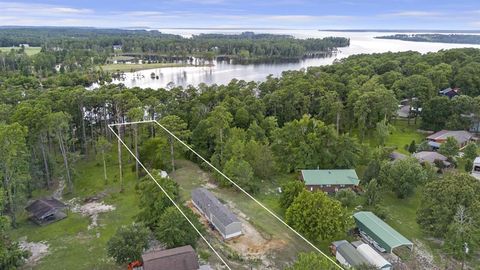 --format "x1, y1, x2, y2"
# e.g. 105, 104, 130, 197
426, 130, 474, 149
191, 188, 242, 239
300, 169, 360, 193
25, 197, 67, 225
